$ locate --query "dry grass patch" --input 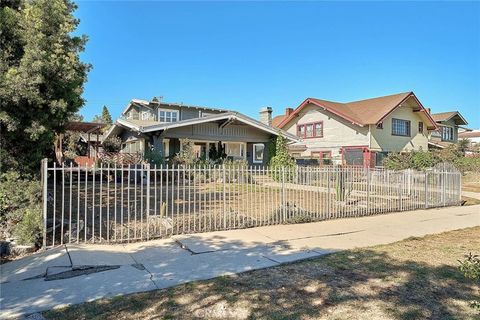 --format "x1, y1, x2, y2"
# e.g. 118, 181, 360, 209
462, 172, 480, 193
44, 227, 480, 320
